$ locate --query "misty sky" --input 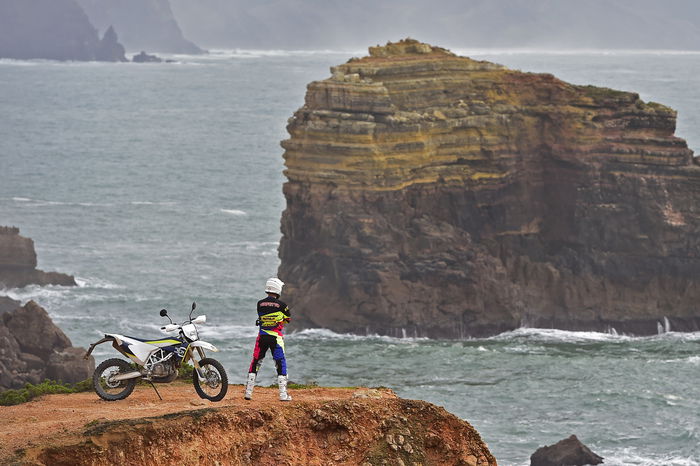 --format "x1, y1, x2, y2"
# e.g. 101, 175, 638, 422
168, 0, 700, 50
